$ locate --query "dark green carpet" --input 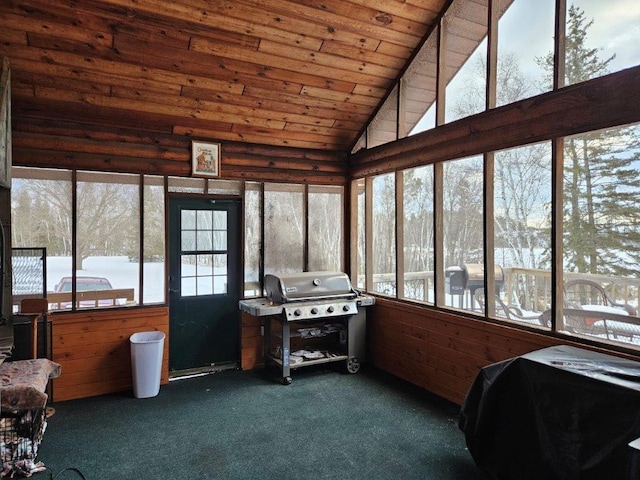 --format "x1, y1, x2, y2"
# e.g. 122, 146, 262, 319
33, 365, 480, 480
